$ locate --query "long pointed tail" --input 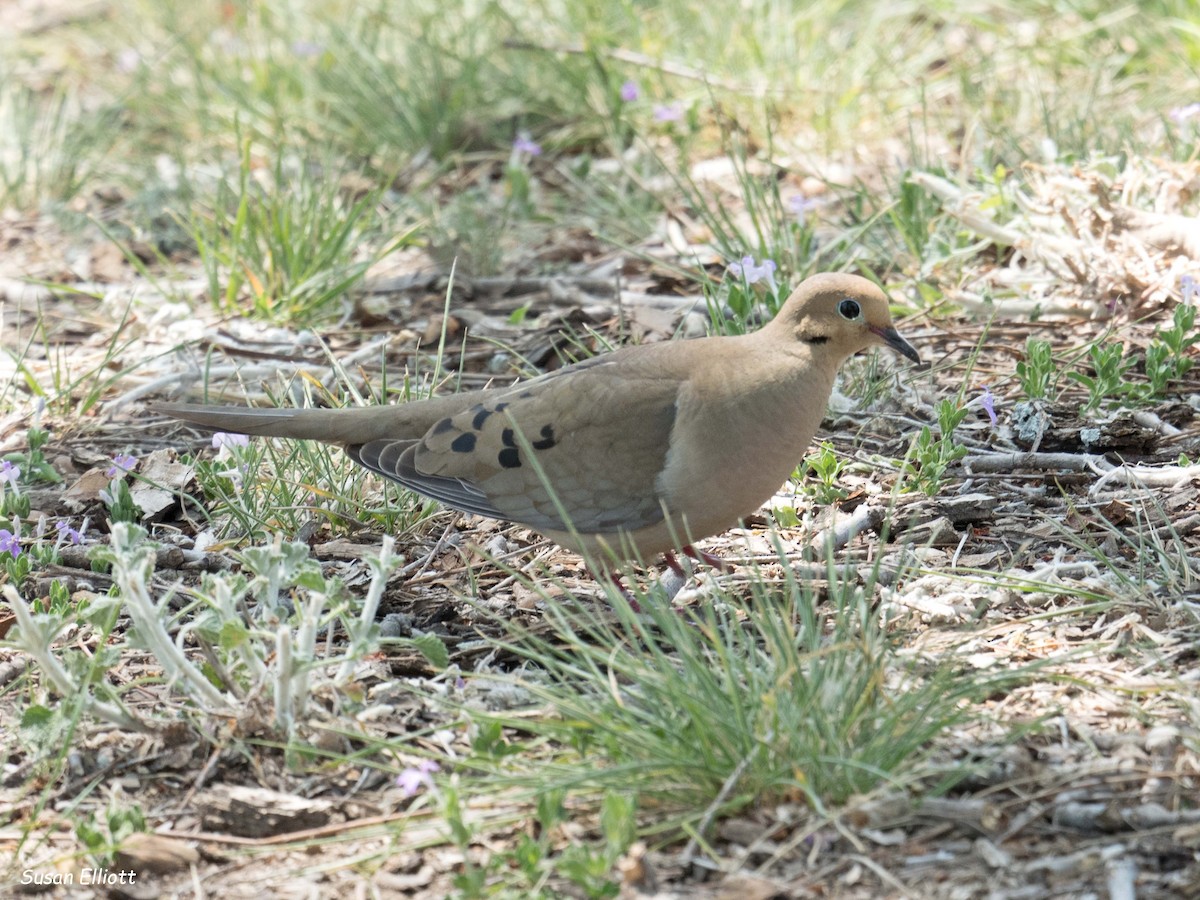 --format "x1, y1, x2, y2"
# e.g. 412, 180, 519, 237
149, 402, 418, 445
